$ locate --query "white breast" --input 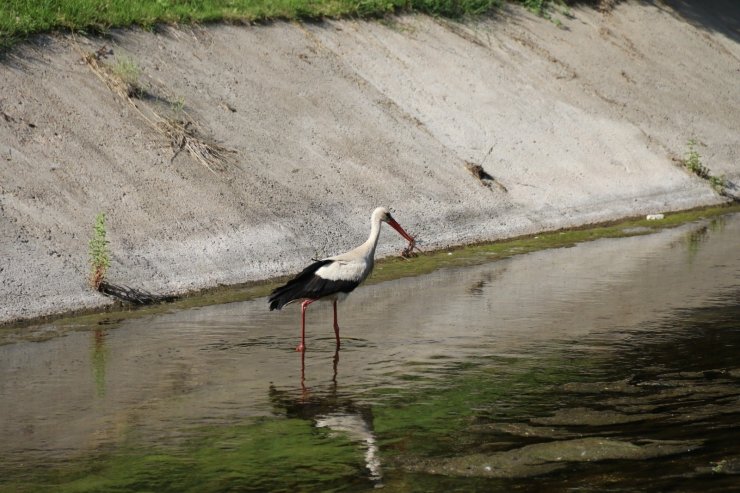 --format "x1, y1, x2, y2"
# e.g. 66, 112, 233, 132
316, 259, 371, 283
